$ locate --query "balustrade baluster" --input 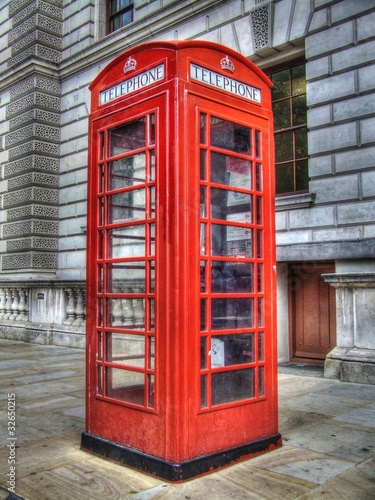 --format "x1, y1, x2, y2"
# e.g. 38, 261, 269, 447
0, 288, 6, 320
73, 288, 85, 326
4, 288, 12, 320
64, 288, 76, 325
